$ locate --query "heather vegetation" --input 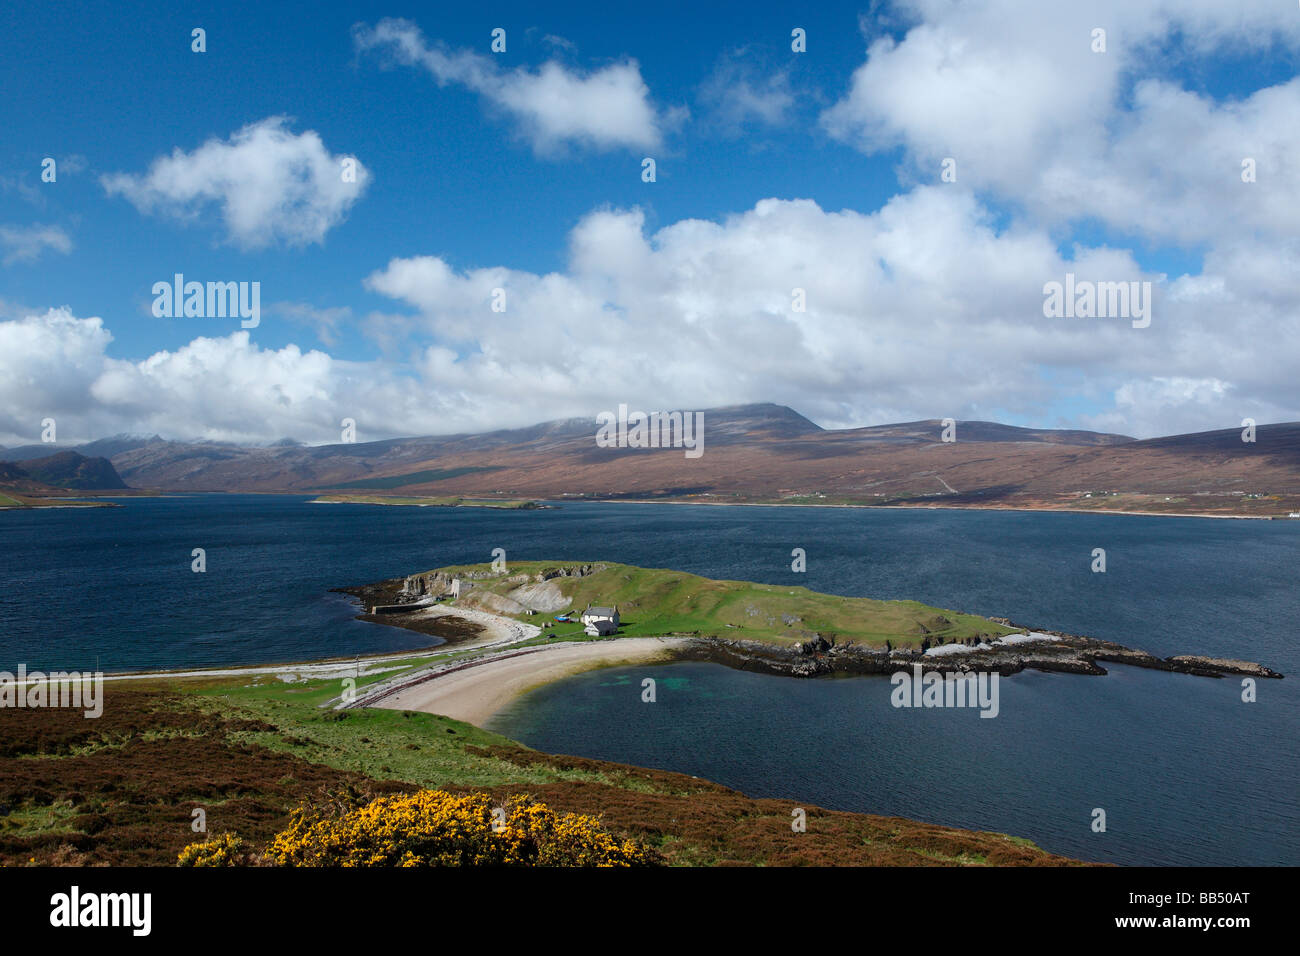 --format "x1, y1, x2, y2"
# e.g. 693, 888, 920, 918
0, 682, 1079, 867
